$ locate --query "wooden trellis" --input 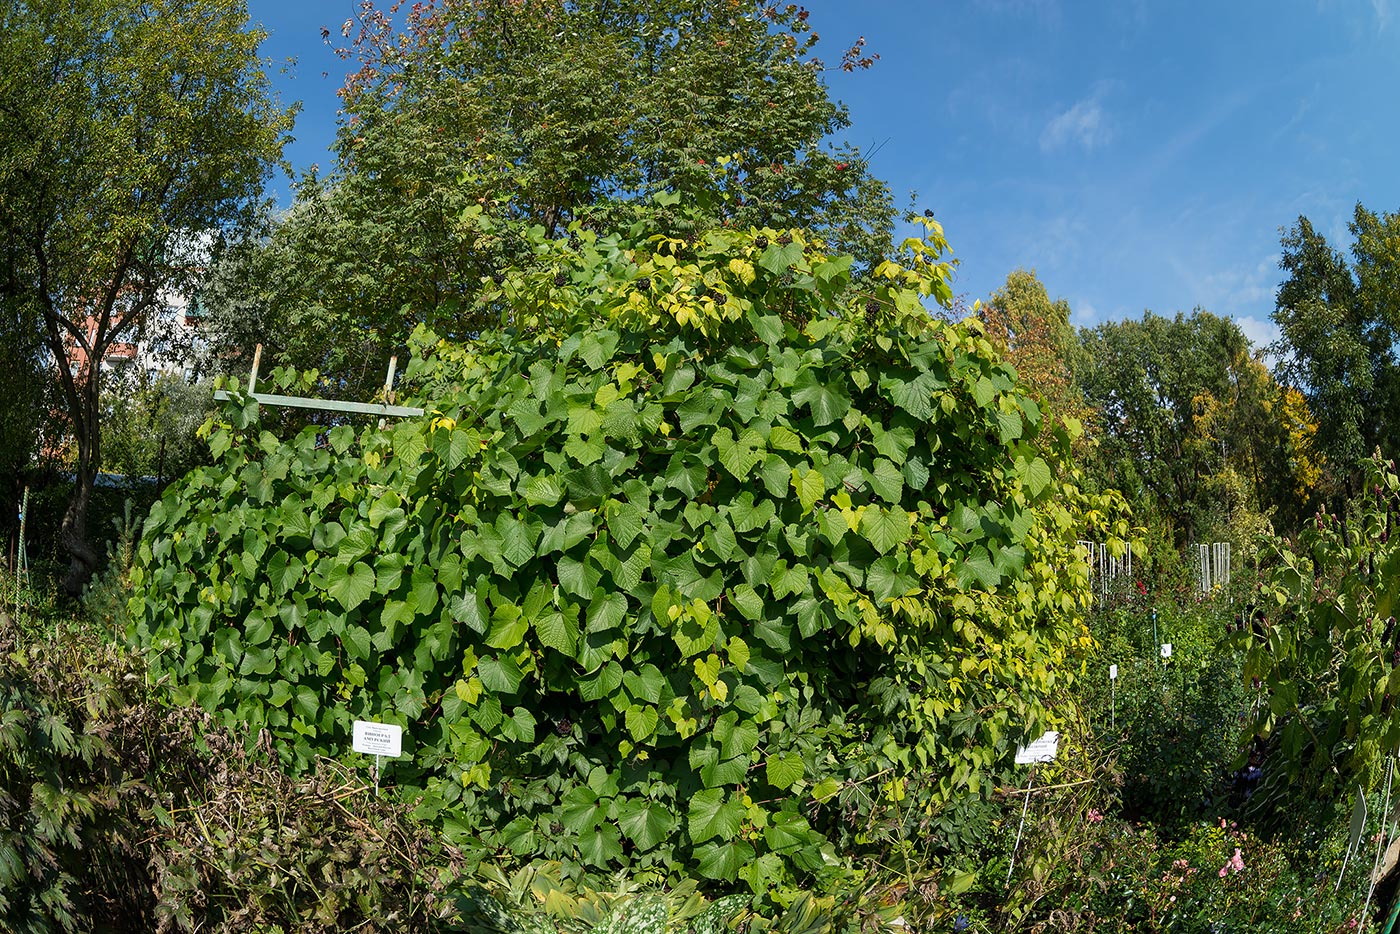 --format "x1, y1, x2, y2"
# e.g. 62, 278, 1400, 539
211, 344, 424, 422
